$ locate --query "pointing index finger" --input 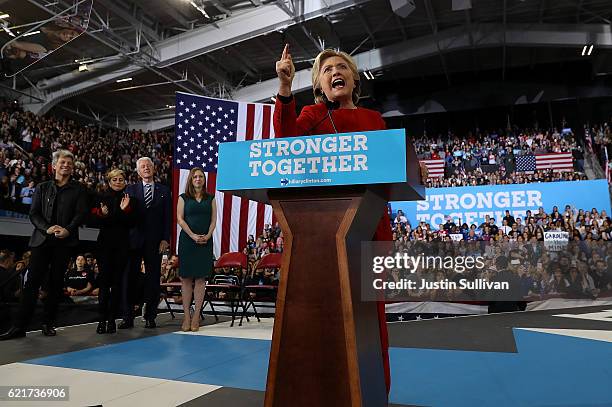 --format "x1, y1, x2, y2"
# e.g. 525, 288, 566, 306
281, 43, 288, 59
